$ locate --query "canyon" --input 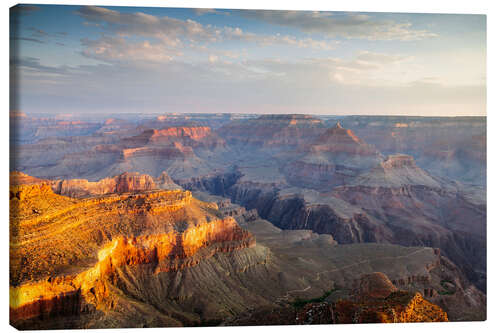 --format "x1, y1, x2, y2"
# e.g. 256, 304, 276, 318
10, 178, 484, 328
9, 113, 486, 328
